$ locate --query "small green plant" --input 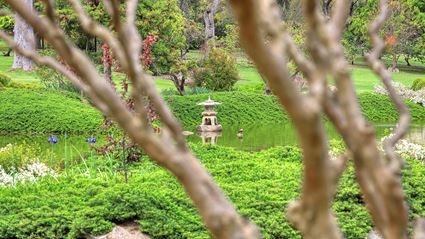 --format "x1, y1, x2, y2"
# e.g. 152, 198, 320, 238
9, 81, 42, 89
0, 143, 56, 172
0, 16, 13, 32
36, 66, 80, 93
194, 48, 240, 91
411, 78, 425, 91
0, 73, 11, 87
160, 88, 179, 96
185, 86, 213, 95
